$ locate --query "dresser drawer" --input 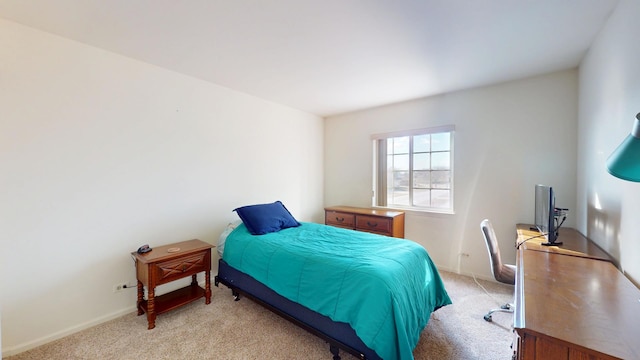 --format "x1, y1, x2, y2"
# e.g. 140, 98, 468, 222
325, 211, 355, 228
356, 215, 391, 234
154, 252, 207, 285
